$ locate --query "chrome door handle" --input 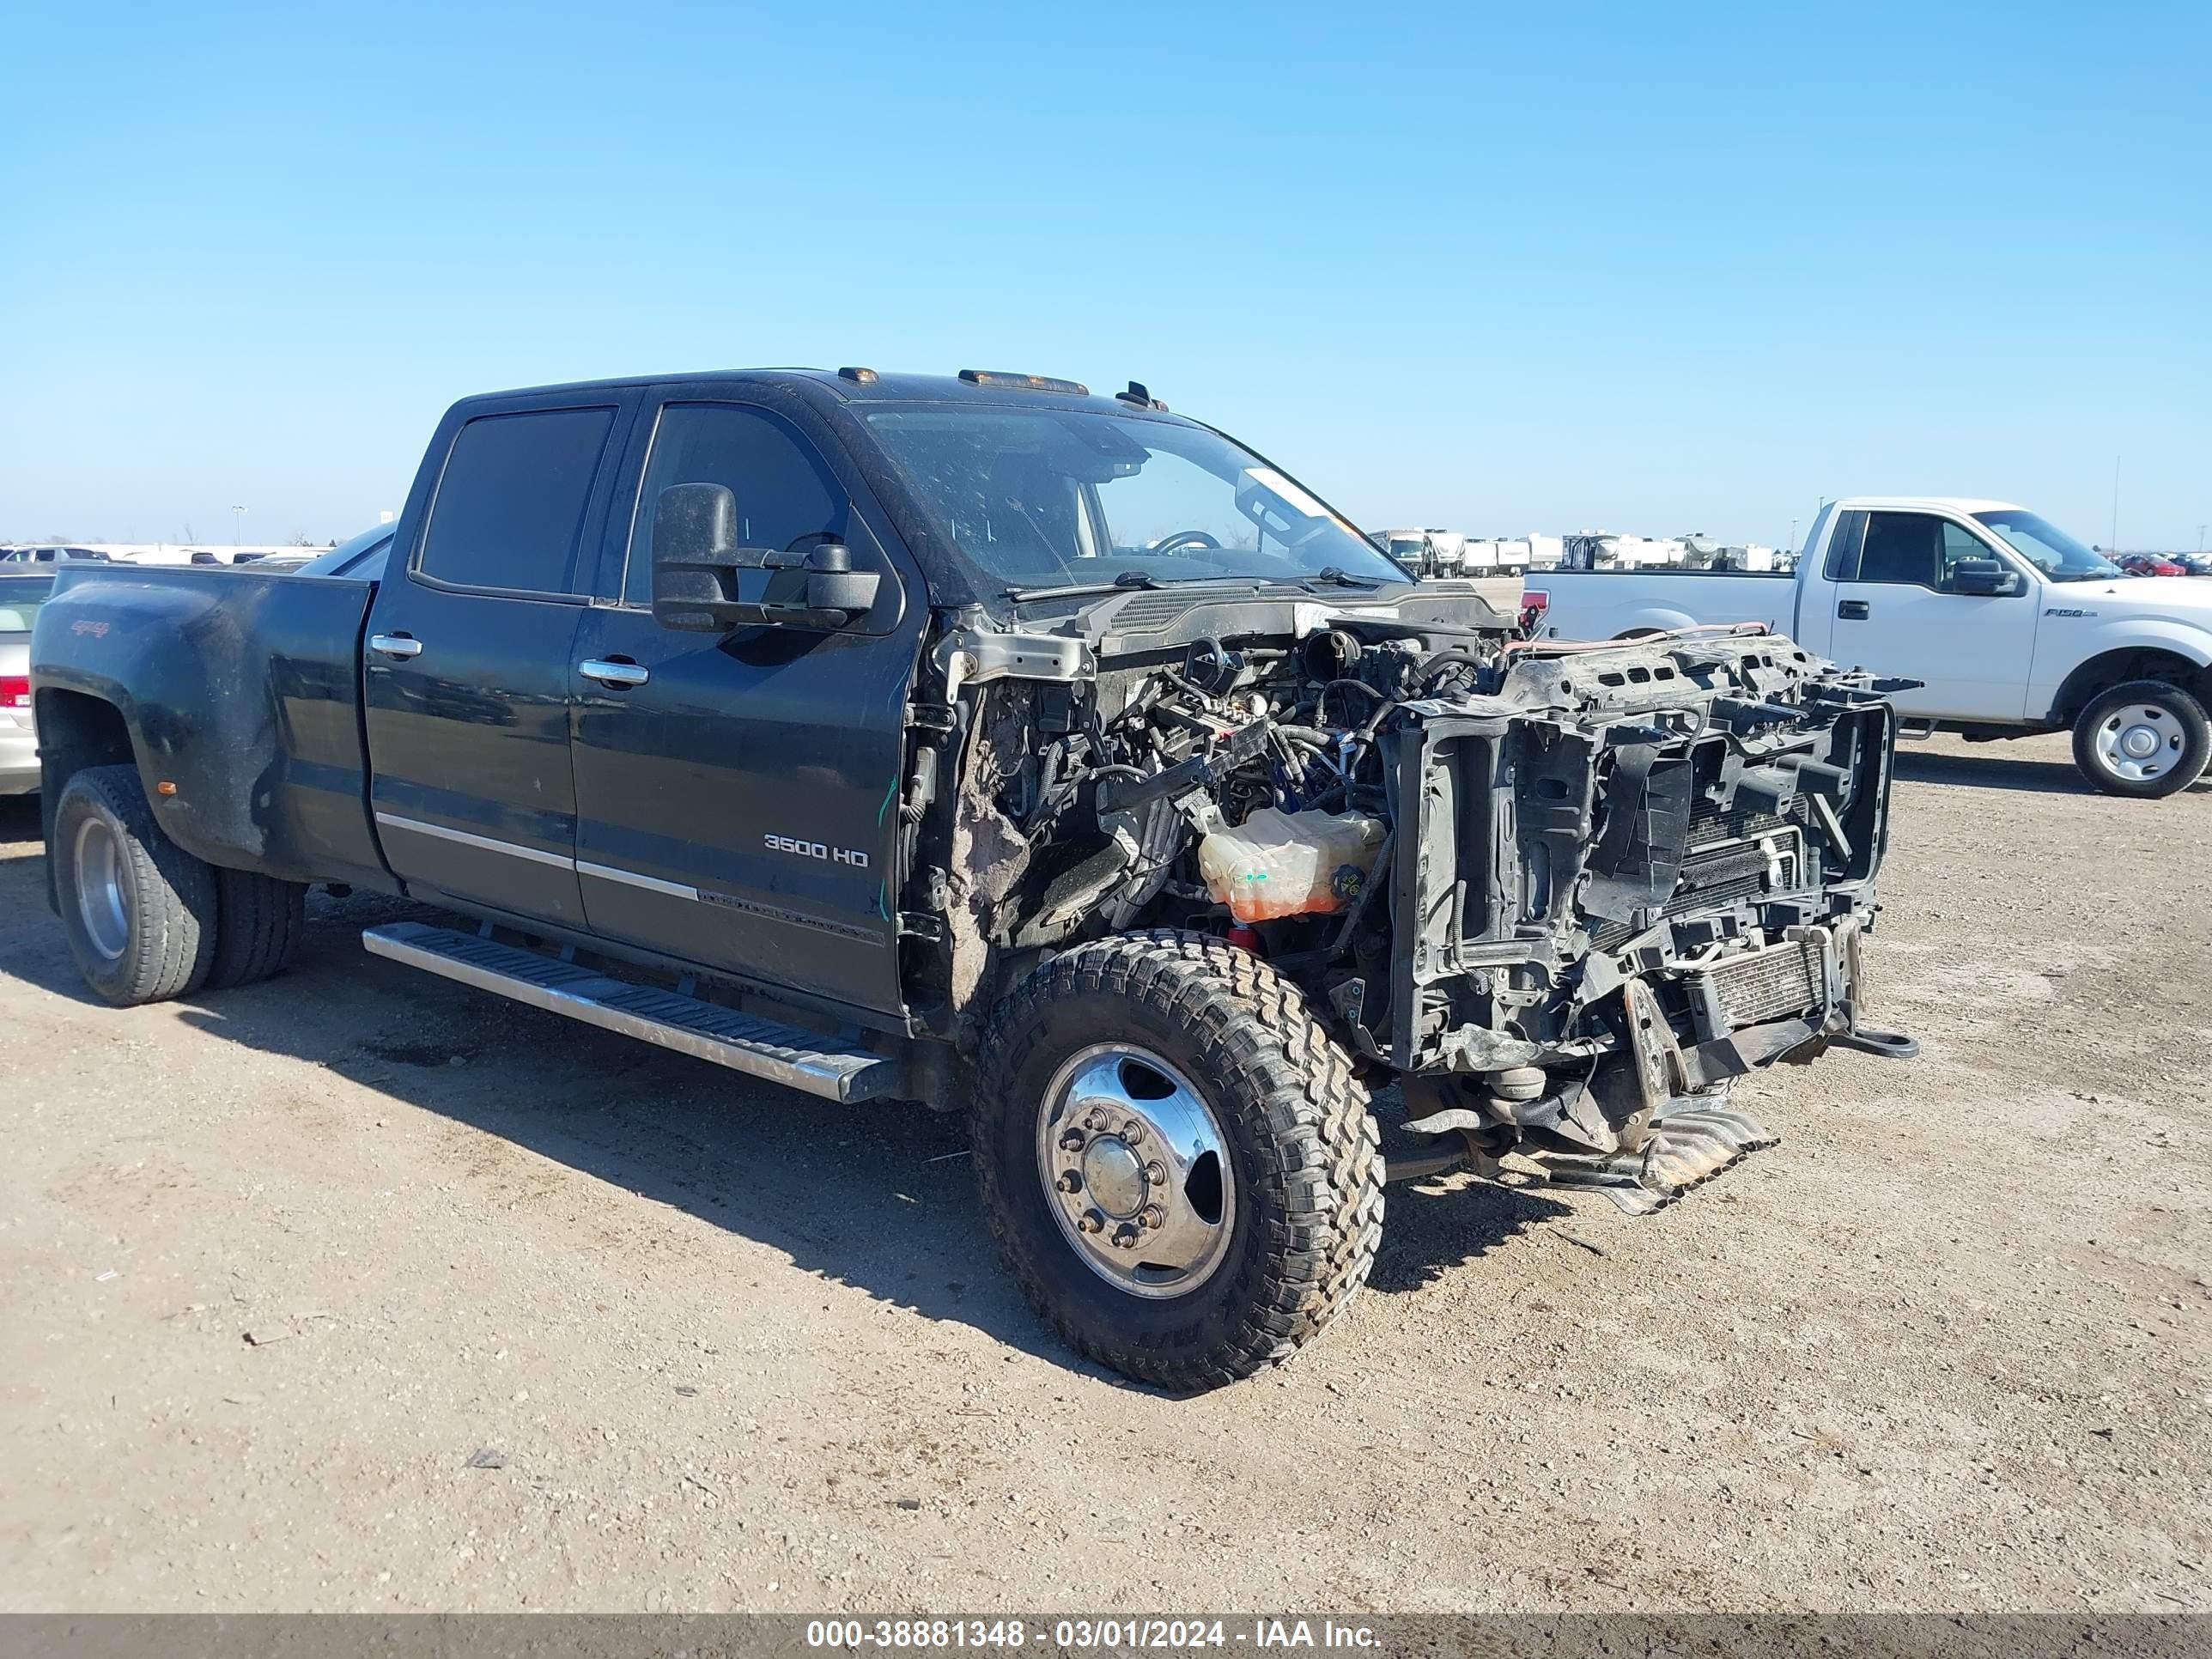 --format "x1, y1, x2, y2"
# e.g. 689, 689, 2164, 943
369, 634, 423, 659
580, 659, 650, 688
